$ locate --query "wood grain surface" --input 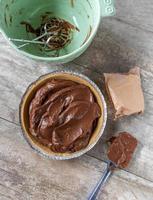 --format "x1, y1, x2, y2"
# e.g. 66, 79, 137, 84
0, 119, 153, 200
1, 0, 153, 199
